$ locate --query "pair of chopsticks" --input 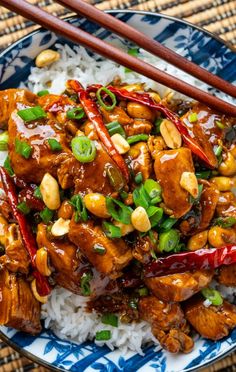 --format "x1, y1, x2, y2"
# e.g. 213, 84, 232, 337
1, 0, 236, 116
